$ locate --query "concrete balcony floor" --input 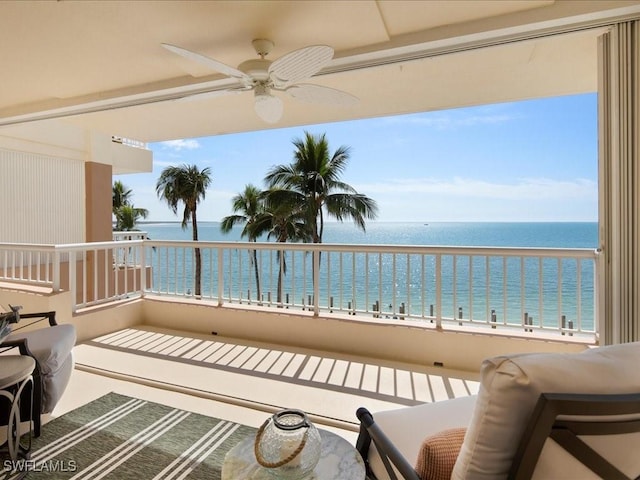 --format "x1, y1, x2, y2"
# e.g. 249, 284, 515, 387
52, 326, 481, 445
